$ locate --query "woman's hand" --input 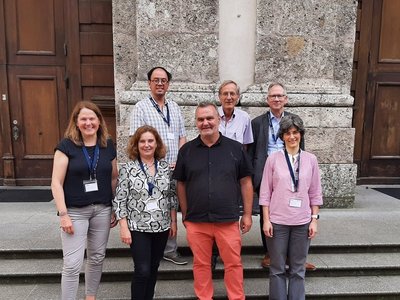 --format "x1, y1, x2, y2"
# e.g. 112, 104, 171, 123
169, 221, 177, 237
308, 220, 318, 239
263, 220, 273, 238
60, 215, 74, 235
110, 212, 118, 228
120, 224, 132, 245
